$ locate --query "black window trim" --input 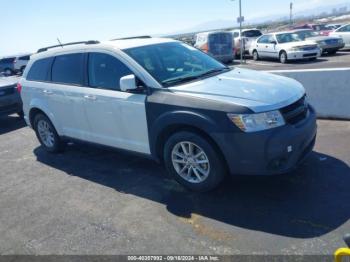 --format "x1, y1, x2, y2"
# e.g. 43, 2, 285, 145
26, 57, 54, 83
49, 53, 86, 87
86, 51, 147, 93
